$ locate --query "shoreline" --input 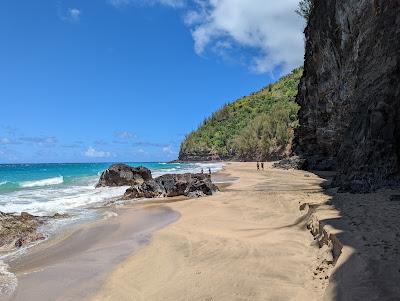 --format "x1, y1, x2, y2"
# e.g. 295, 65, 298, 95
3, 162, 397, 300
0, 165, 230, 301
5, 204, 180, 301
90, 162, 332, 300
